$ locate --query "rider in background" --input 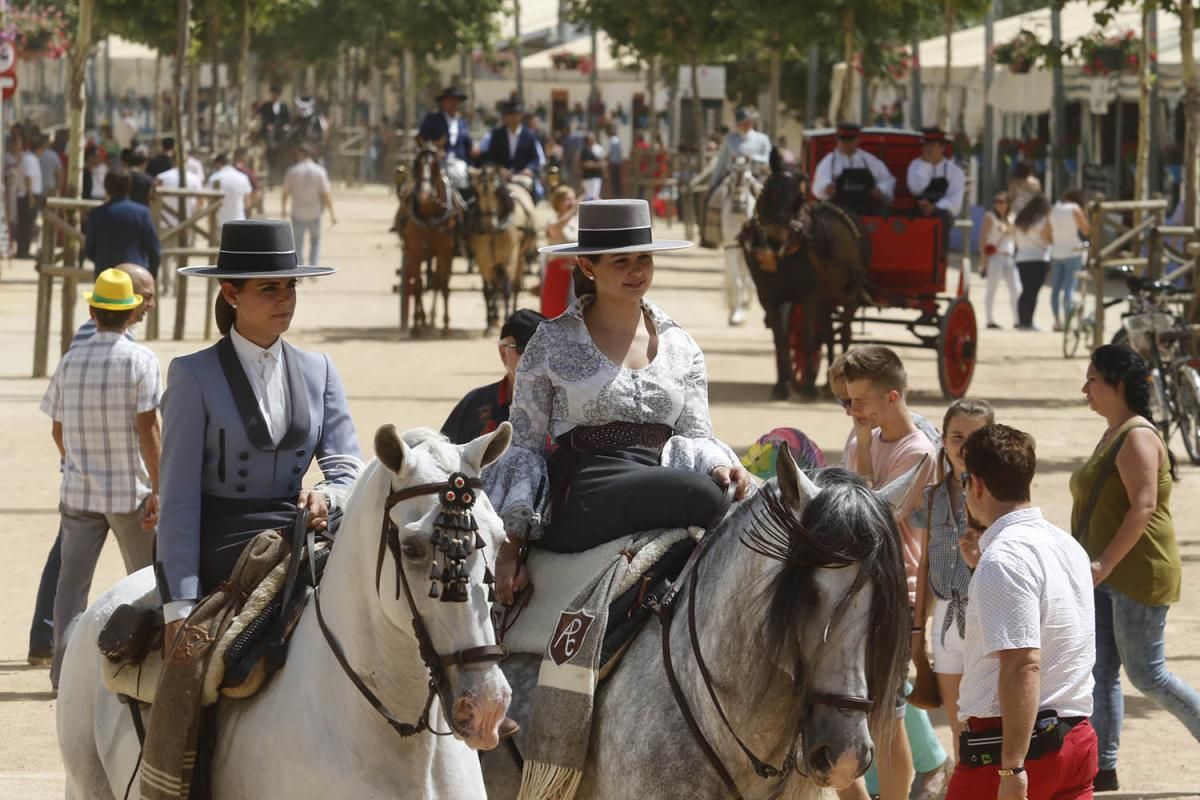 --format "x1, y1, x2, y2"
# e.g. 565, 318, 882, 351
417, 86, 475, 195
707, 106, 771, 190
906, 127, 964, 249
441, 309, 546, 445
812, 123, 896, 215
481, 100, 547, 202
257, 86, 291, 187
